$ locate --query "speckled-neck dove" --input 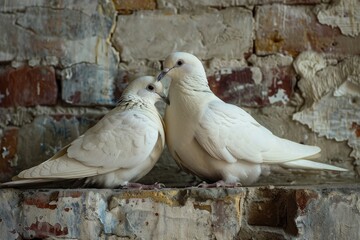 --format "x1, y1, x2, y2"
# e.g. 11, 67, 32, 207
2, 76, 166, 188
157, 52, 347, 185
